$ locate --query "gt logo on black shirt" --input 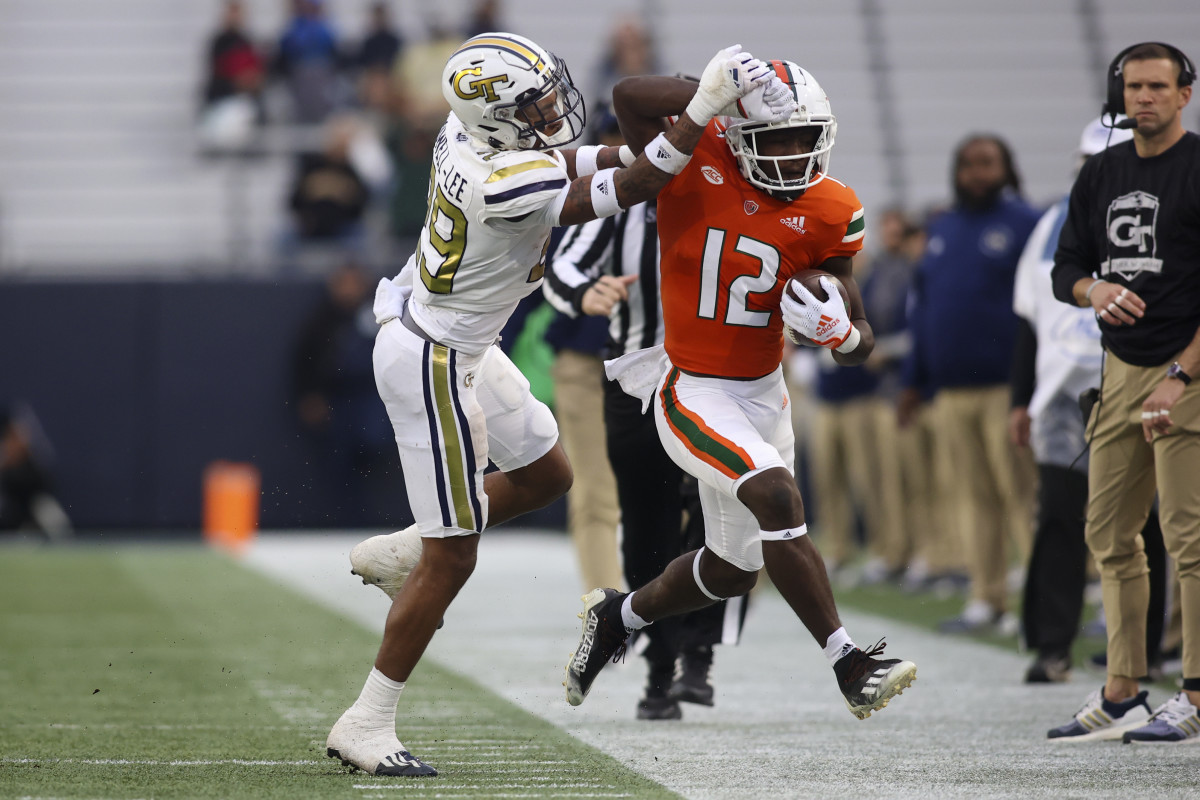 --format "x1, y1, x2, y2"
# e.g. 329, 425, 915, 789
1103, 190, 1163, 279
